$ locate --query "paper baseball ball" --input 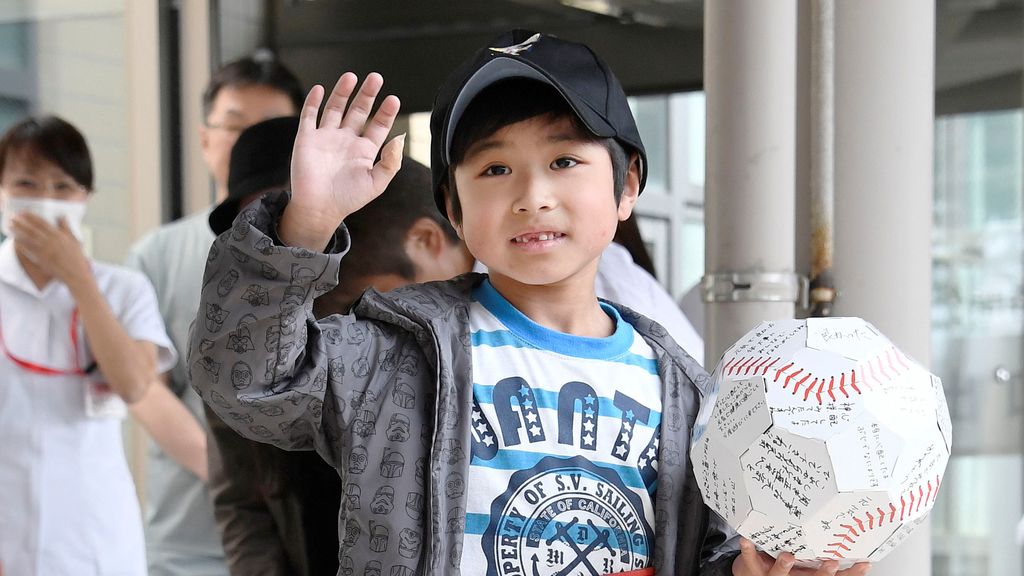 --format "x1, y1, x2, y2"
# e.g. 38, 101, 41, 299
691, 318, 952, 567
